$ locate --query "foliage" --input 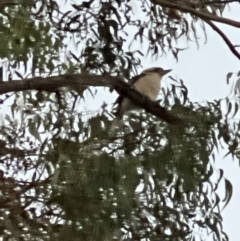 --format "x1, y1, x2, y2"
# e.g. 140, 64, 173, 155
0, 0, 239, 241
